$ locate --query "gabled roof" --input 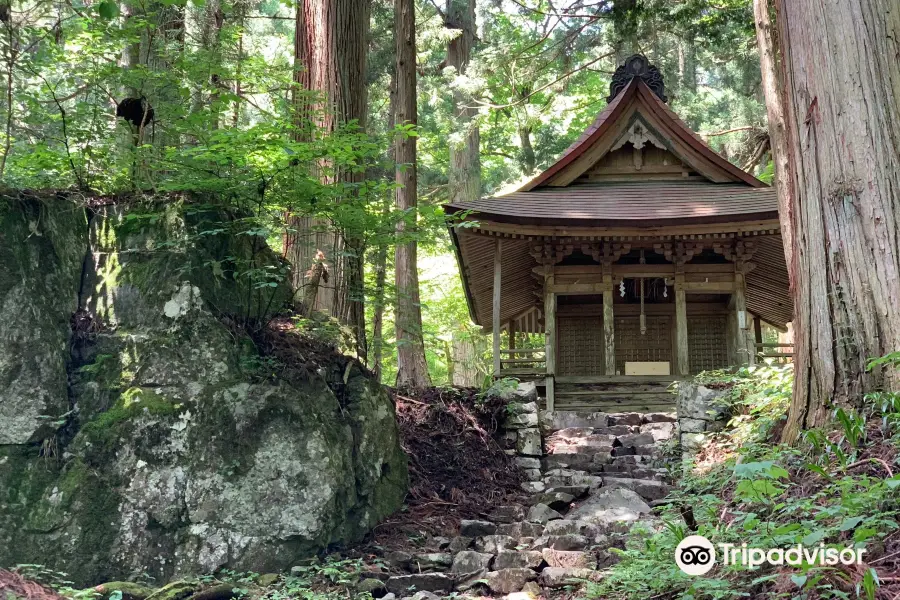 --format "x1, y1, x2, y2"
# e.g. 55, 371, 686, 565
520, 77, 765, 191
